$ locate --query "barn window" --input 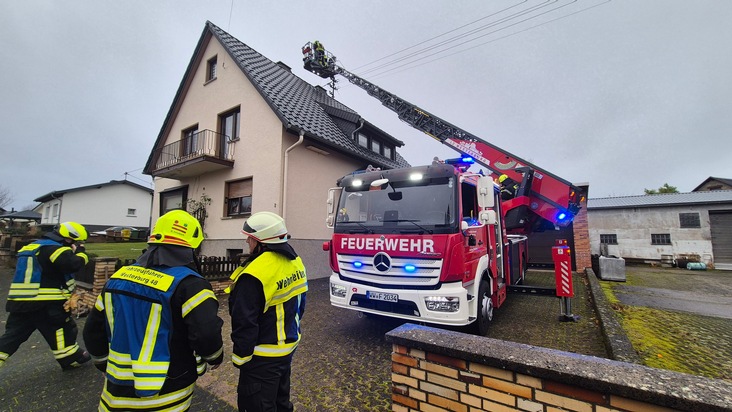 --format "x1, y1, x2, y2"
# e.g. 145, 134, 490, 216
679, 212, 701, 228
